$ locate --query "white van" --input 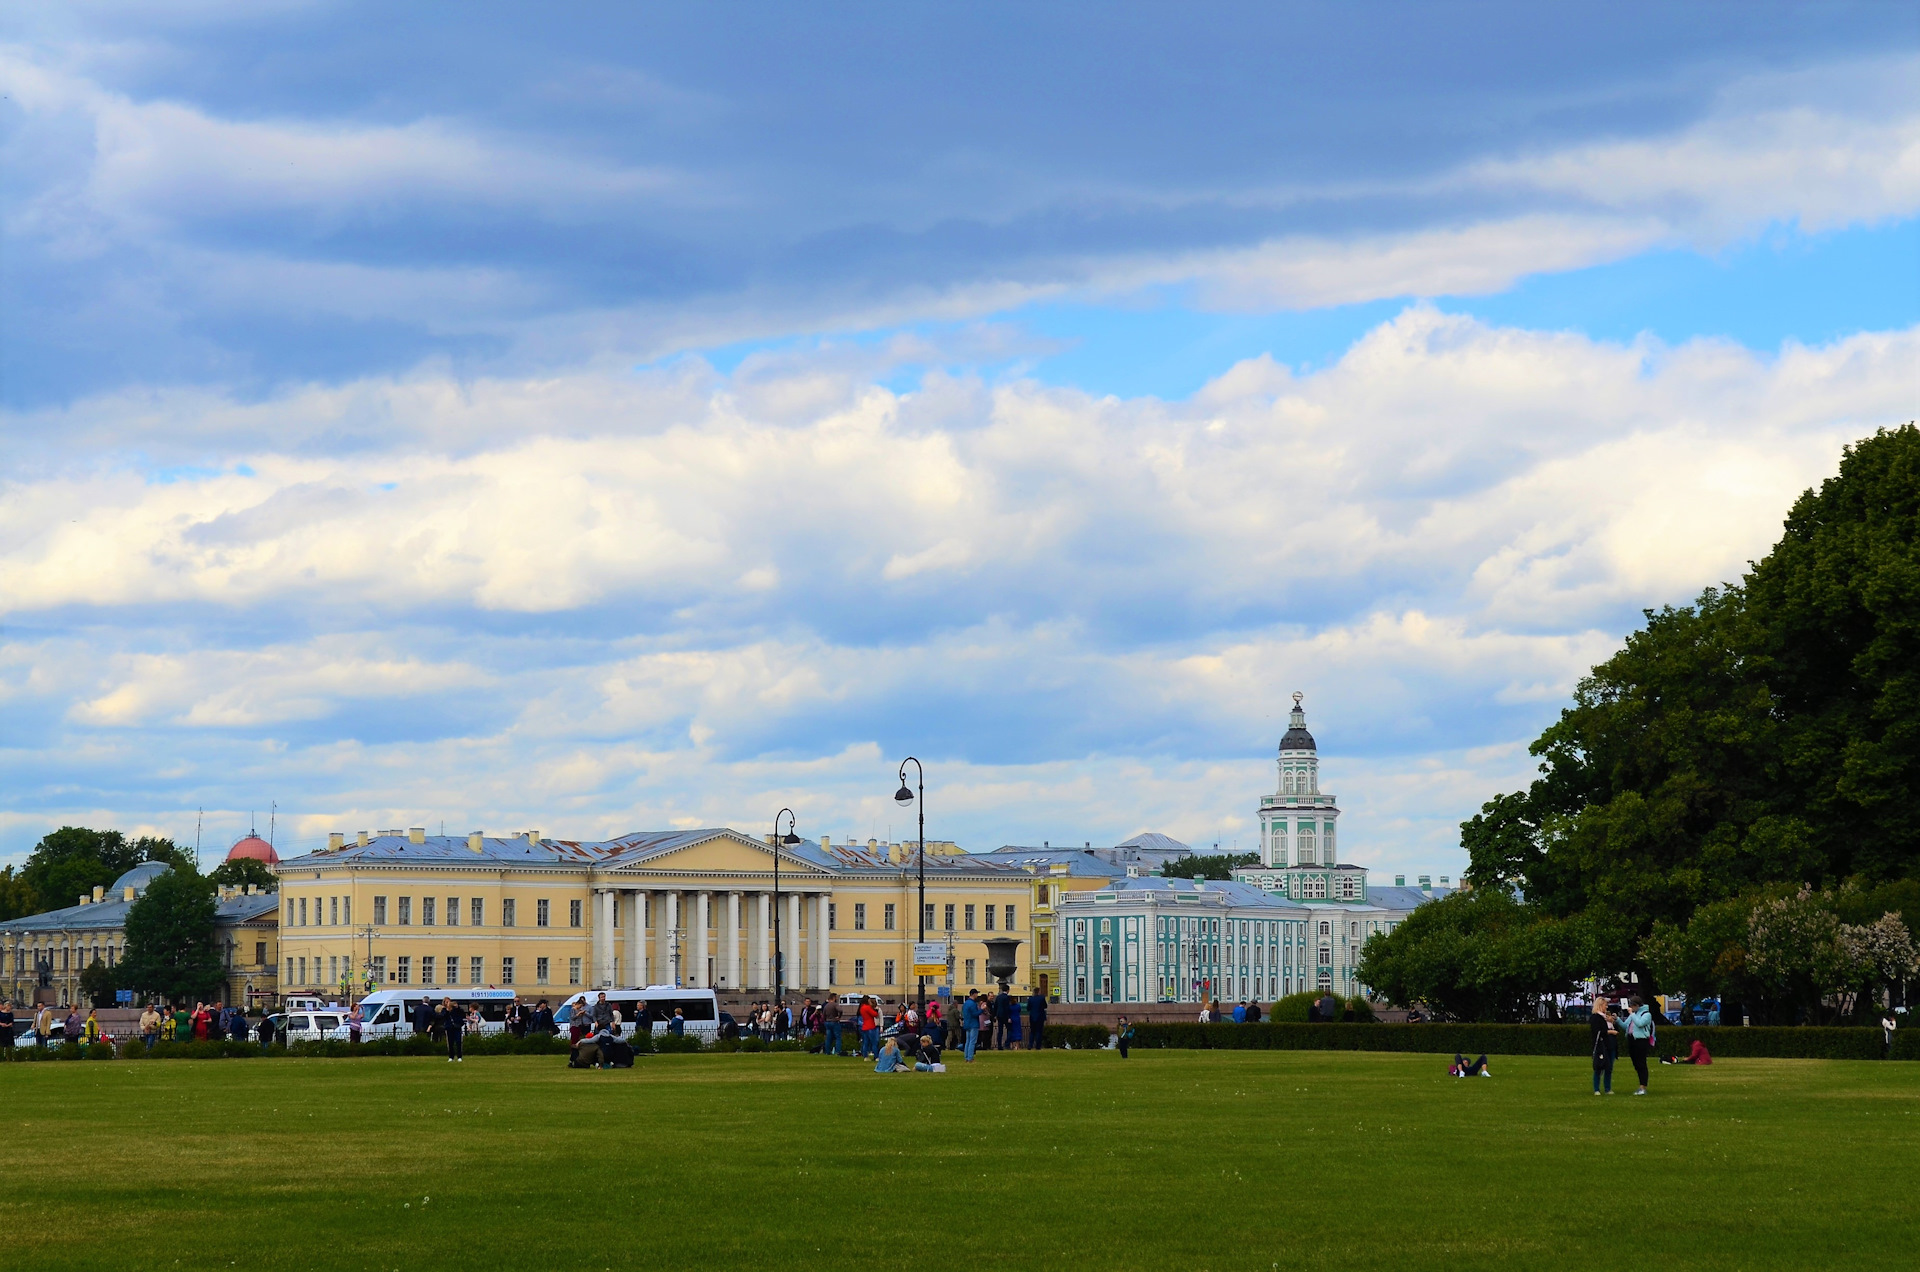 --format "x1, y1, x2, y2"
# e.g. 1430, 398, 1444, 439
353, 987, 520, 1039
282, 1009, 354, 1043
553, 987, 720, 1039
